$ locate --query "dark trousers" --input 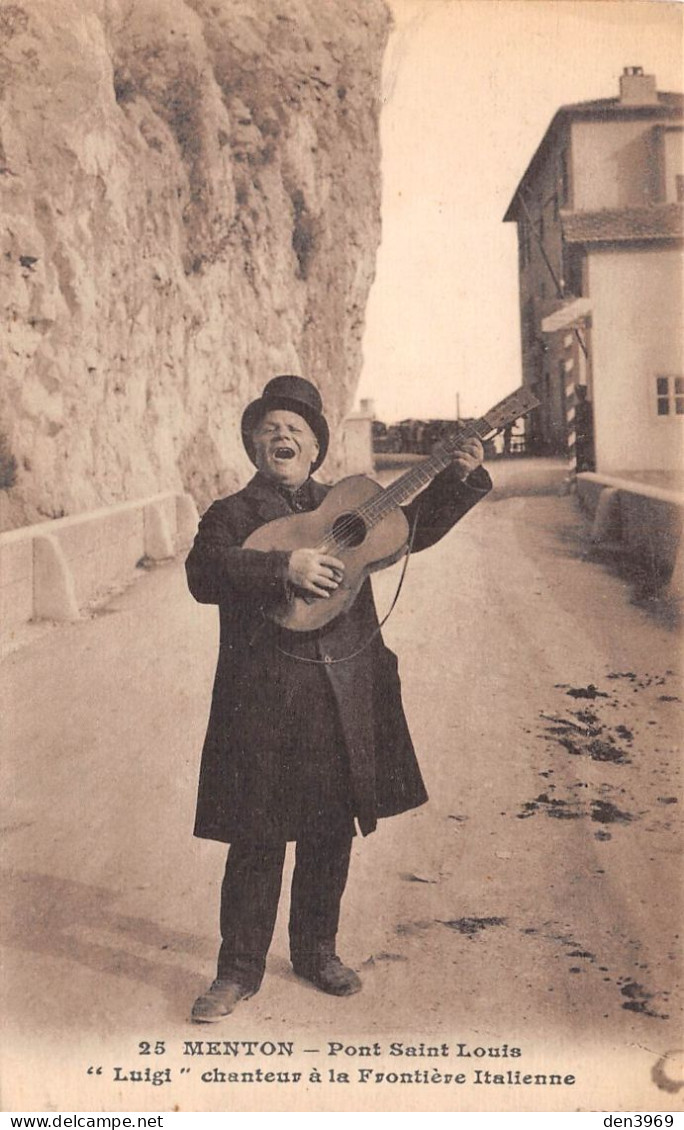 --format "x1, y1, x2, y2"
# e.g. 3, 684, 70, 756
217, 824, 353, 991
